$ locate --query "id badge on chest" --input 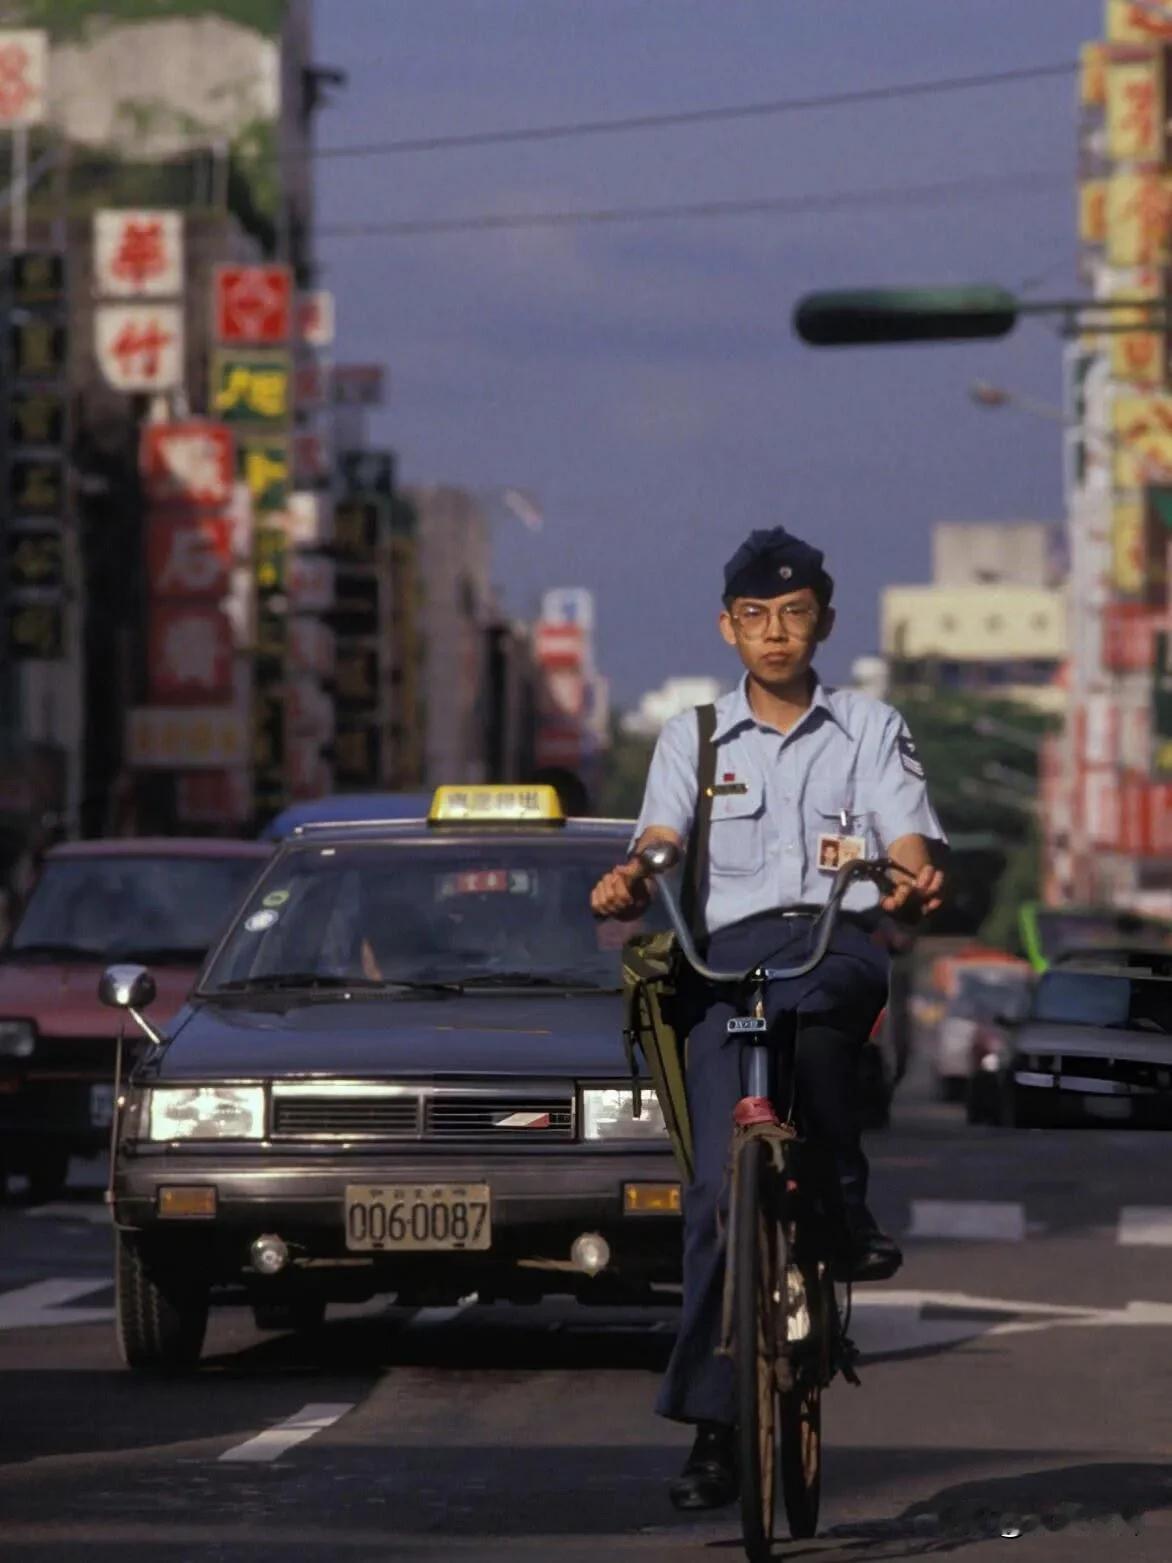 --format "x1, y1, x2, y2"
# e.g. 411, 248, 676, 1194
816, 832, 866, 873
